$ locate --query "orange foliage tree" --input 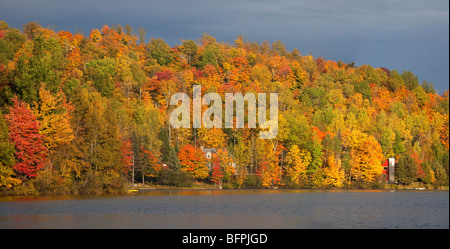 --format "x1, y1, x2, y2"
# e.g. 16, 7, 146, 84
256, 140, 281, 188
141, 147, 161, 178
178, 144, 208, 180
